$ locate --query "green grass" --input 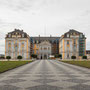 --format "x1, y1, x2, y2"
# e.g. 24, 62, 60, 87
0, 60, 33, 73
62, 60, 90, 68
